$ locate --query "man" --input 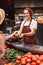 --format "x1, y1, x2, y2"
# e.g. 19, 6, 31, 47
36, 17, 43, 24
0, 9, 13, 60
0, 8, 6, 32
